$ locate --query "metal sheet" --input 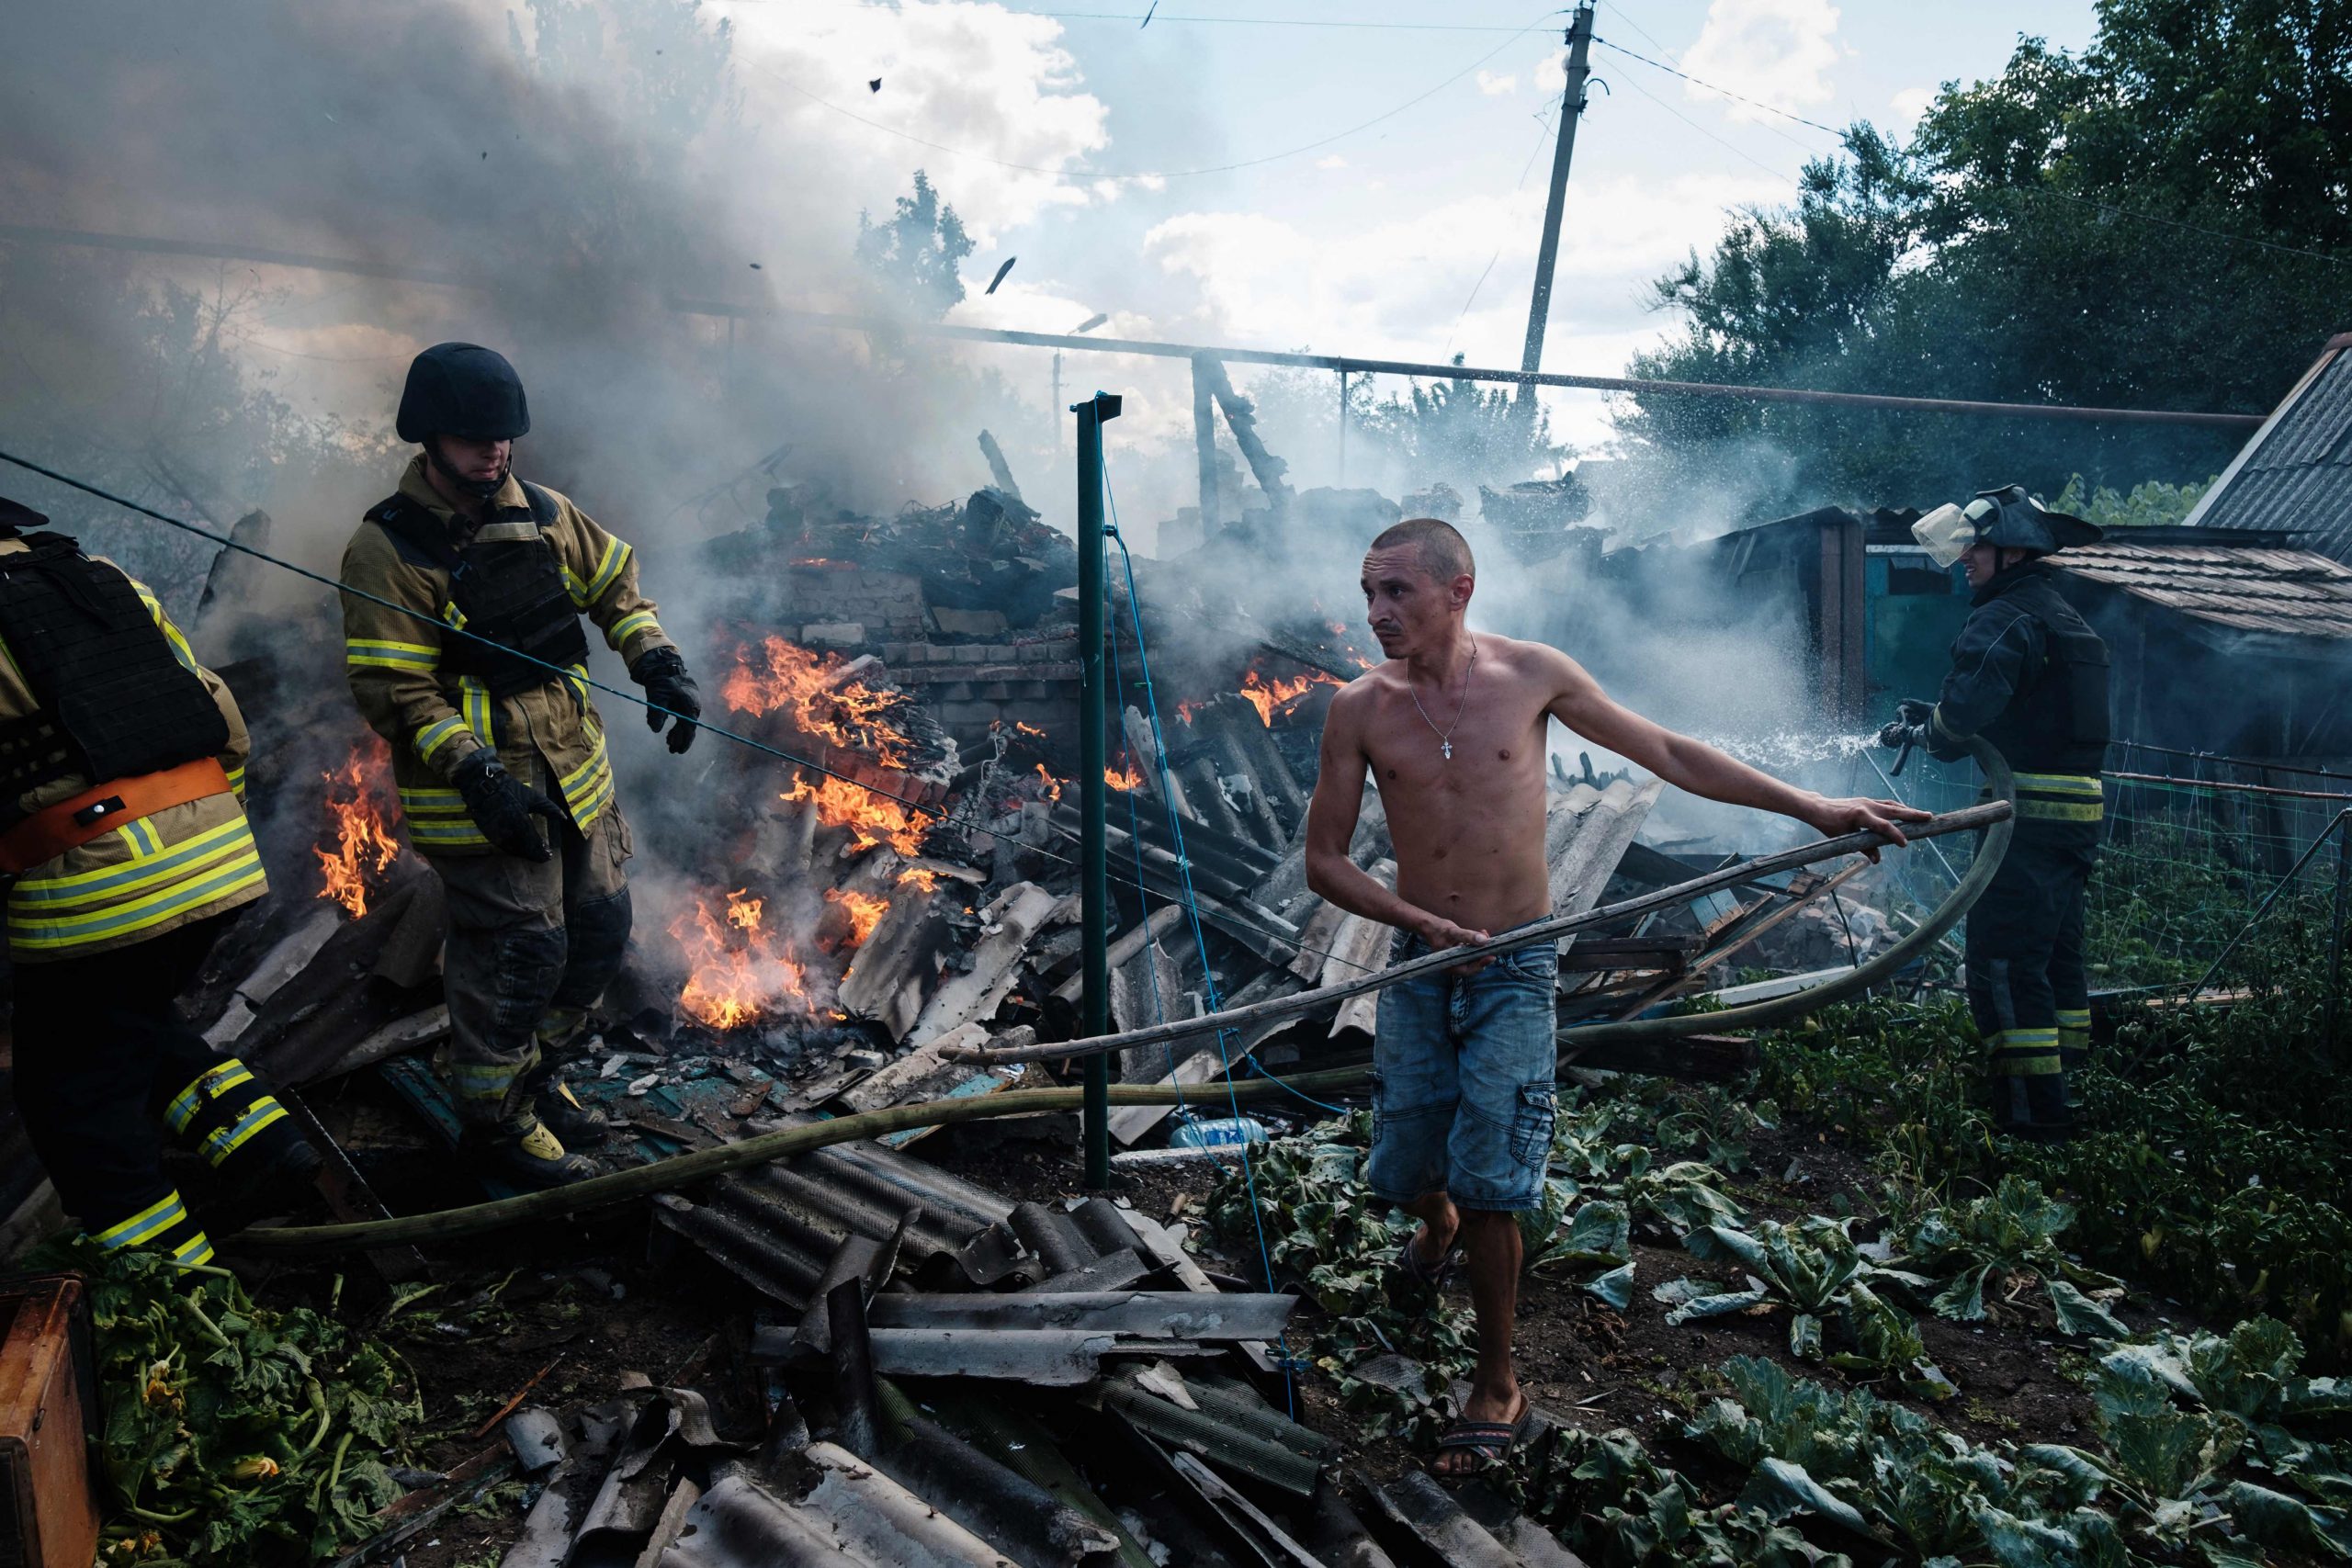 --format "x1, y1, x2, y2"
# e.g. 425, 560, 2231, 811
866, 1291, 1297, 1340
